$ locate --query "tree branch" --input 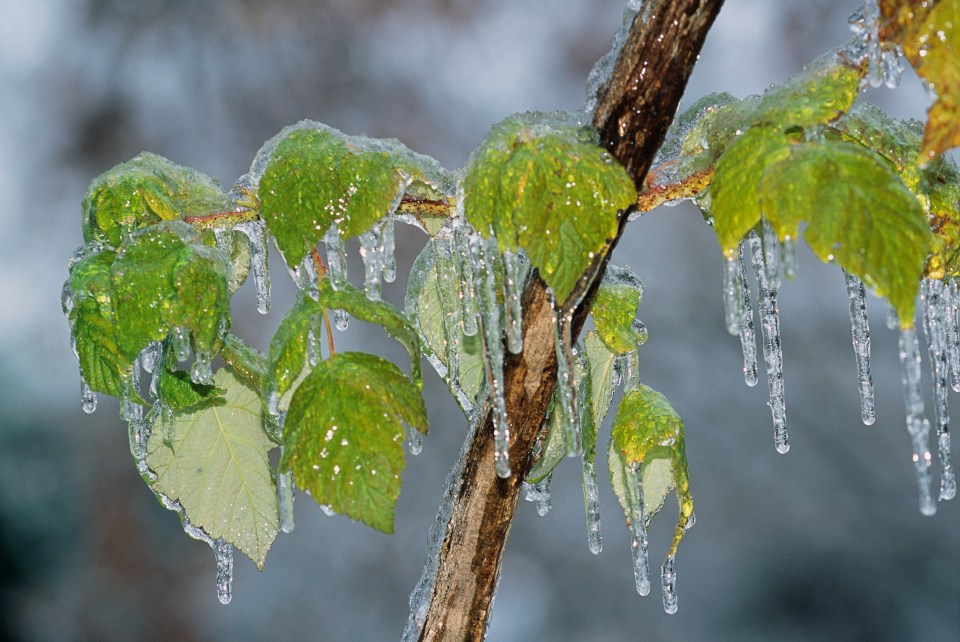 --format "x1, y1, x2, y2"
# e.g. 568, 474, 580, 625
408, 2, 724, 639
